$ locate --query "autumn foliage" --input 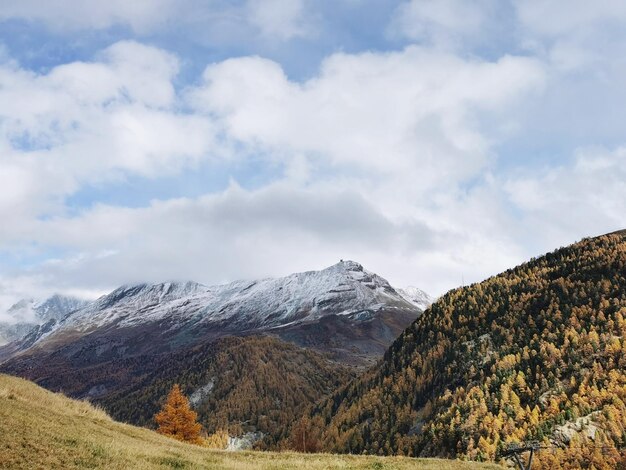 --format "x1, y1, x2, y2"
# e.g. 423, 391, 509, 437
155, 384, 203, 444
310, 230, 626, 468
204, 429, 229, 449
287, 416, 322, 453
